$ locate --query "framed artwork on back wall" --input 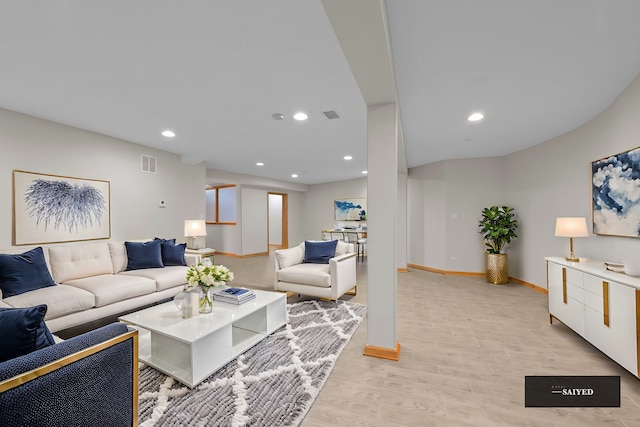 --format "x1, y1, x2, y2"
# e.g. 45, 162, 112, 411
592, 146, 640, 237
13, 170, 111, 245
334, 198, 367, 221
